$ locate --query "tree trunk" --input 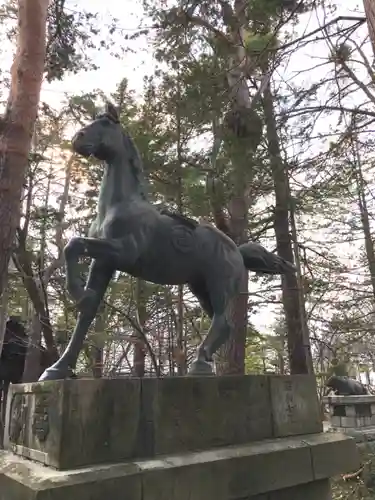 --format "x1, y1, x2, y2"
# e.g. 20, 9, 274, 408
0, 0, 48, 350
12, 251, 58, 361
22, 313, 42, 382
133, 279, 147, 377
213, 0, 254, 375
364, 0, 375, 59
263, 82, 313, 375
208, 158, 249, 375
0, 283, 8, 360
90, 302, 106, 378
215, 194, 248, 375
176, 284, 186, 375
289, 190, 310, 349
352, 135, 375, 300
175, 76, 187, 375
181, 0, 264, 375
